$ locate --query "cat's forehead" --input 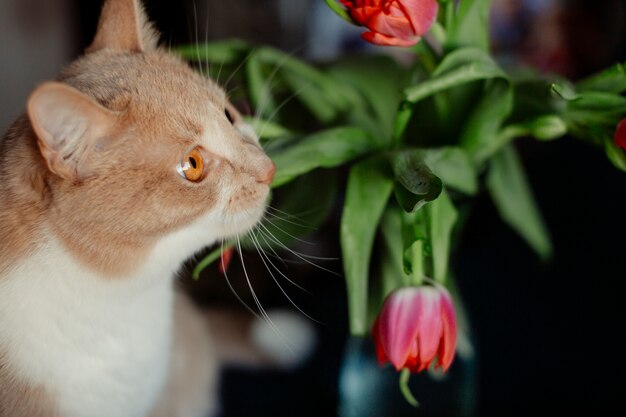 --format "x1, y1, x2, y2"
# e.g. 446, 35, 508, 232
61, 50, 226, 129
